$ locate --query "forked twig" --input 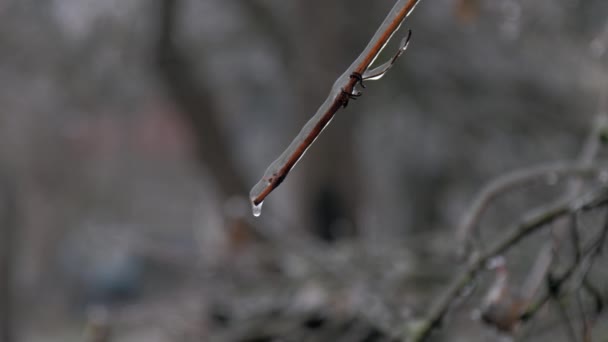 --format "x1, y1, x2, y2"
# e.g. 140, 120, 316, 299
519, 210, 608, 331
406, 187, 608, 342
457, 162, 608, 253
520, 114, 608, 302
249, 0, 422, 214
